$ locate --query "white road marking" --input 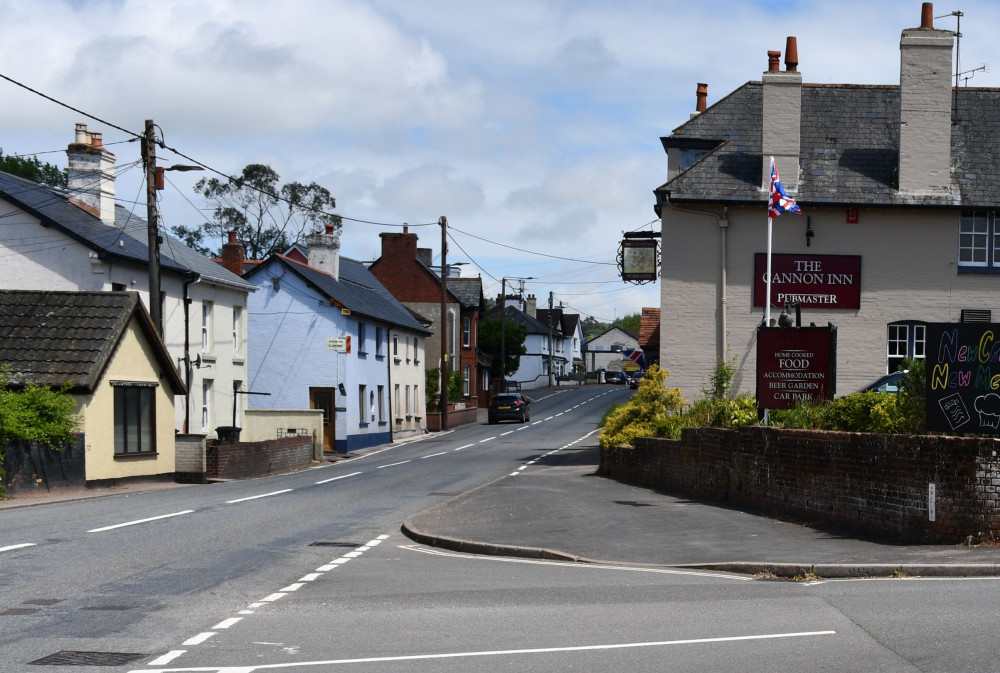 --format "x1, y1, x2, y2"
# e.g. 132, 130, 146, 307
0, 543, 36, 553
299, 573, 322, 582
479, 437, 496, 443
87, 510, 195, 533
501, 431, 514, 436
261, 593, 287, 602
182, 632, 215, 646
377, 460, 411, 469
226, 490, 292, 504
531, 421, 542, 425
280, 583, 305, 592
212, 617, 243, 629
135, 631, 834, 671
421, 452, 448, 459
315, 471, 361, 484
453, 443, 474, 451
145, 651, 185, 666
545, 416, 554, 420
